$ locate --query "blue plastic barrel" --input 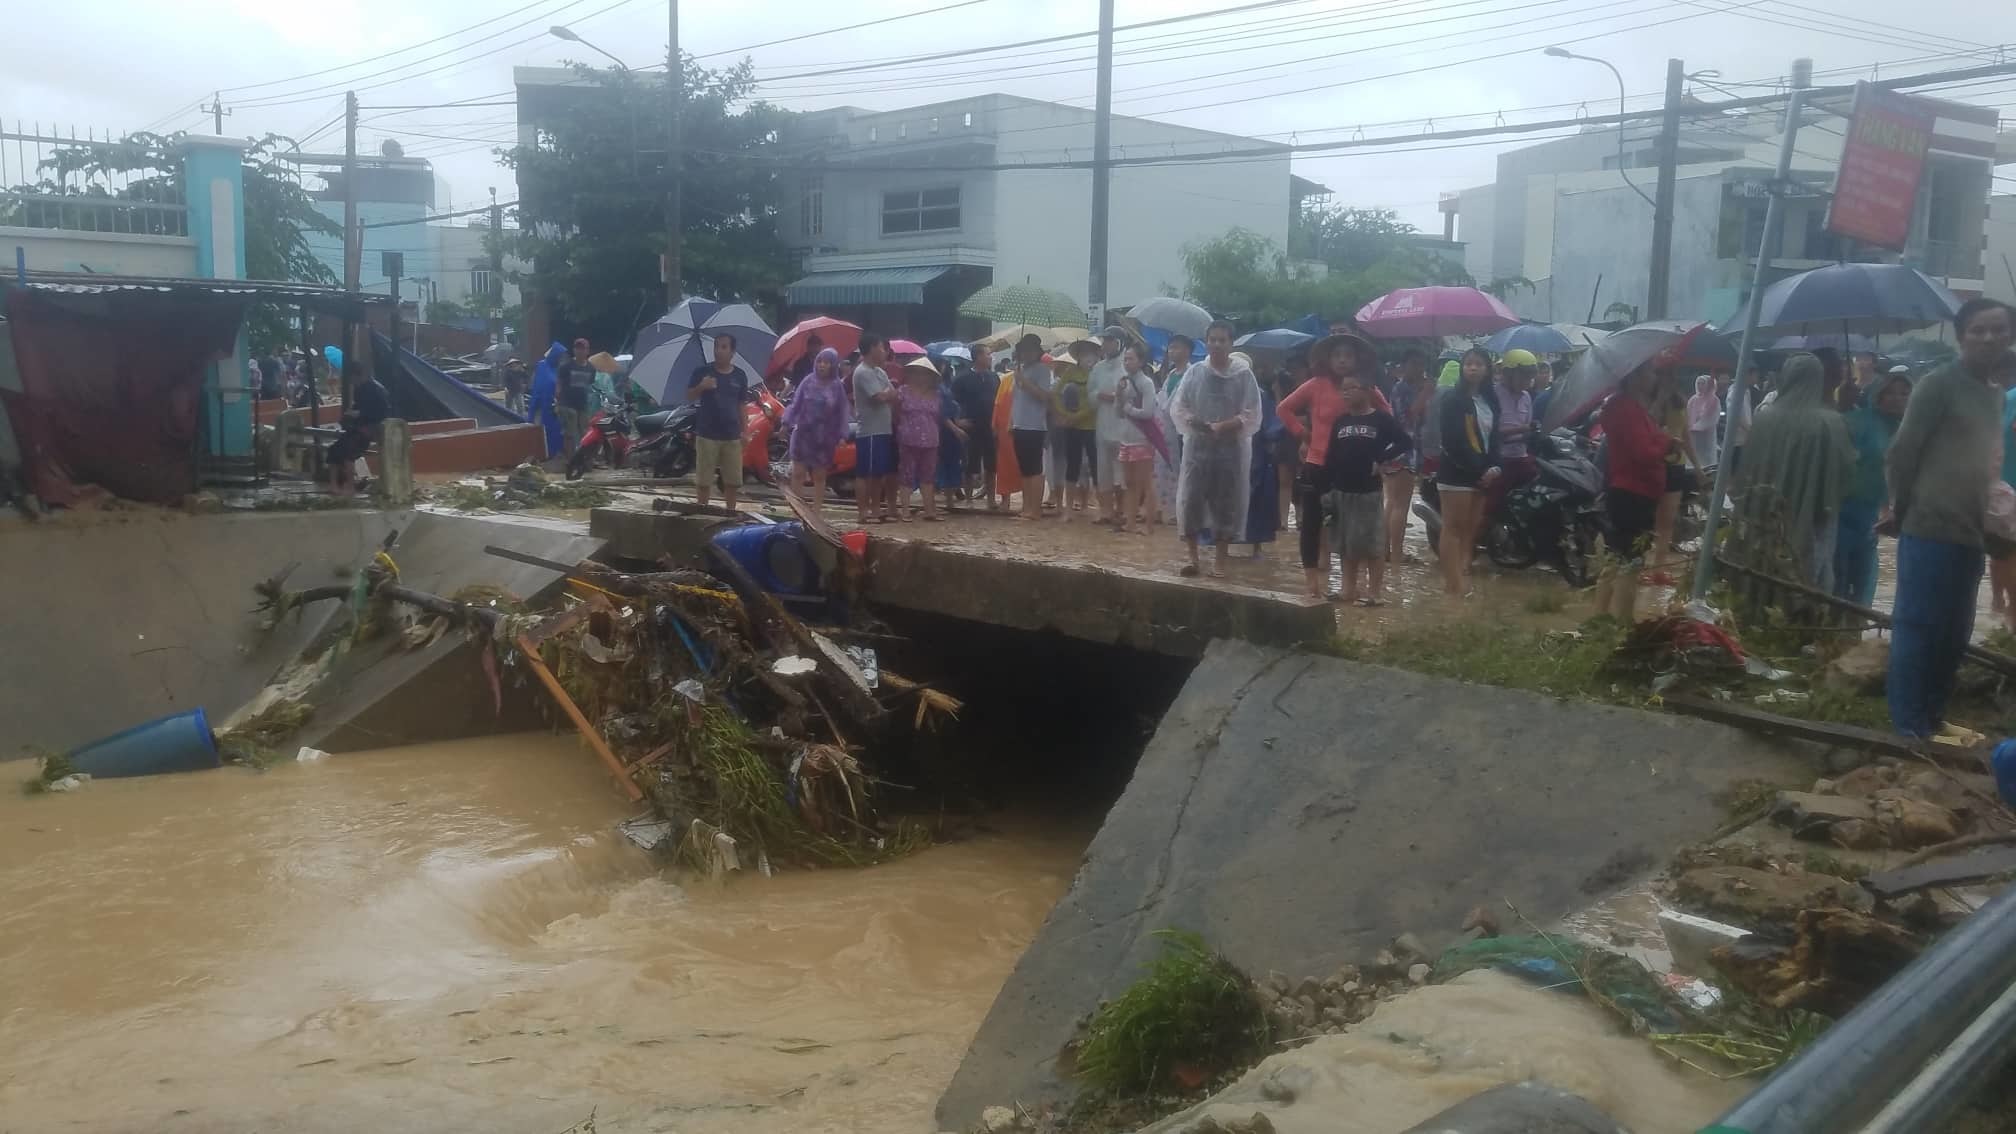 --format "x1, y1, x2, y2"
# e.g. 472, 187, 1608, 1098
68, 708, 222, 778
1994, 739, 2016, 810
709, 522, 822, 596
